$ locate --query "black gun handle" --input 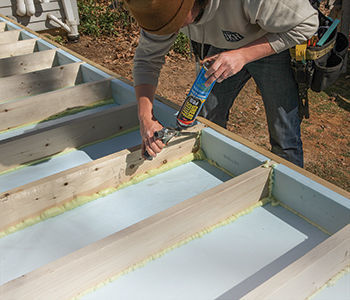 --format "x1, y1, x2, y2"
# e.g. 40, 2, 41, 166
143, 150, 153, 161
